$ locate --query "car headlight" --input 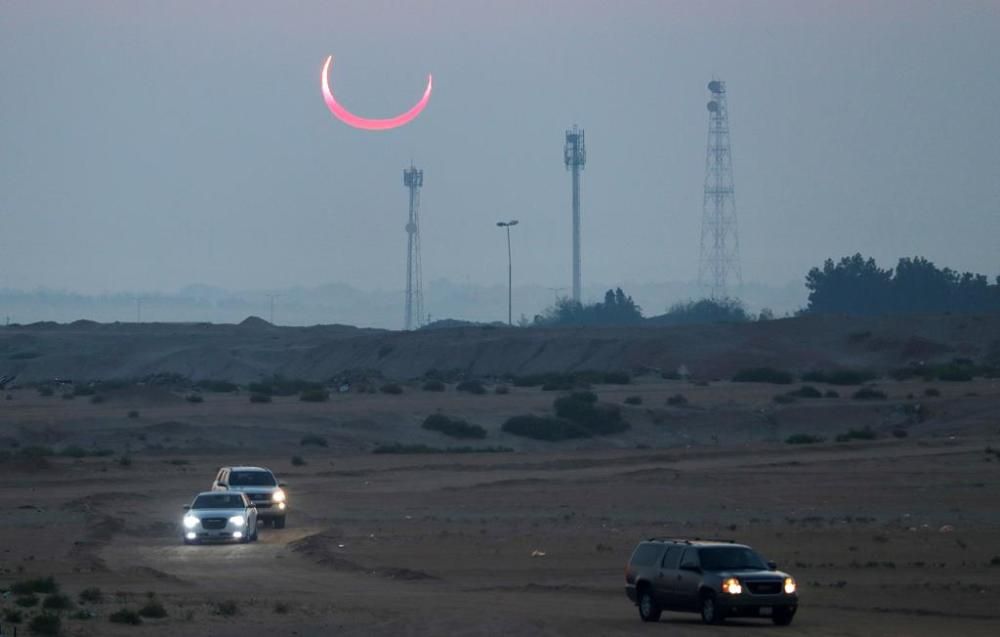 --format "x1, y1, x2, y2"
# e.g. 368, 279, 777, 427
272, 489, 286, 503
229, 515, 246, 527
183, 515, 199, 529
722, 577, 742, 595
784, 577, 797, 594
